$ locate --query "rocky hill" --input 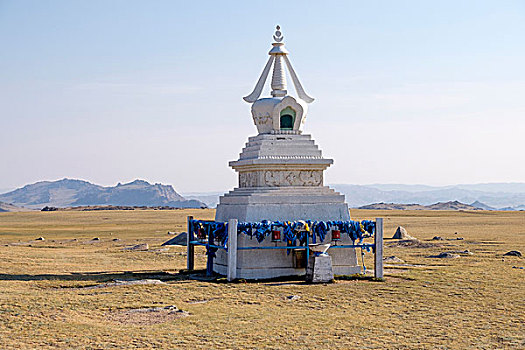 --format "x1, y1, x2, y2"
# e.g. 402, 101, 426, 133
359, 201, 482, 211
358, 203, 427, 210
426, 201, 481, 210
0, 179, 206, 209
469, 200, 496, 210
